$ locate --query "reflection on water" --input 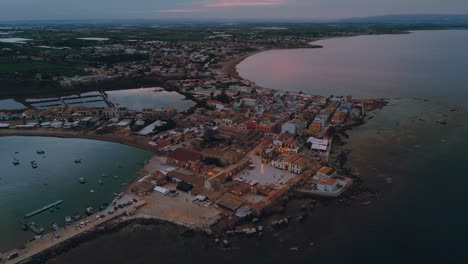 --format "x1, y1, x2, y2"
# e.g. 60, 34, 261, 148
237, 30, 468, 105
